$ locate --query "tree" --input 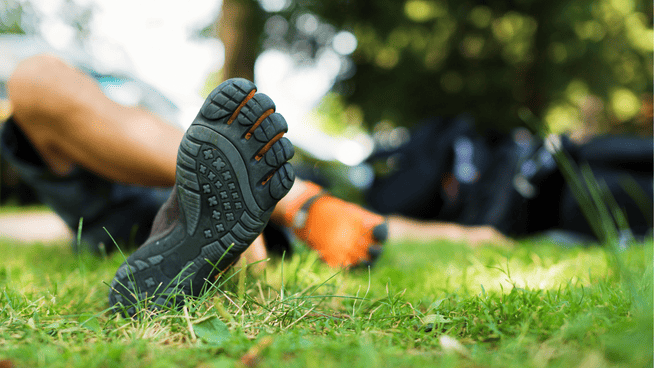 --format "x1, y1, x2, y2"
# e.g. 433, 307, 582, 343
218, 0, 266, 82
214, 0, 653, 135
0, 0, 37, 34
